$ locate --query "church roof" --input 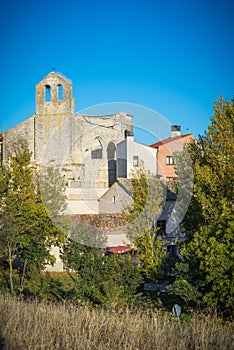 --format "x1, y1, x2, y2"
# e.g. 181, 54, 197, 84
36, 71, 73, 85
